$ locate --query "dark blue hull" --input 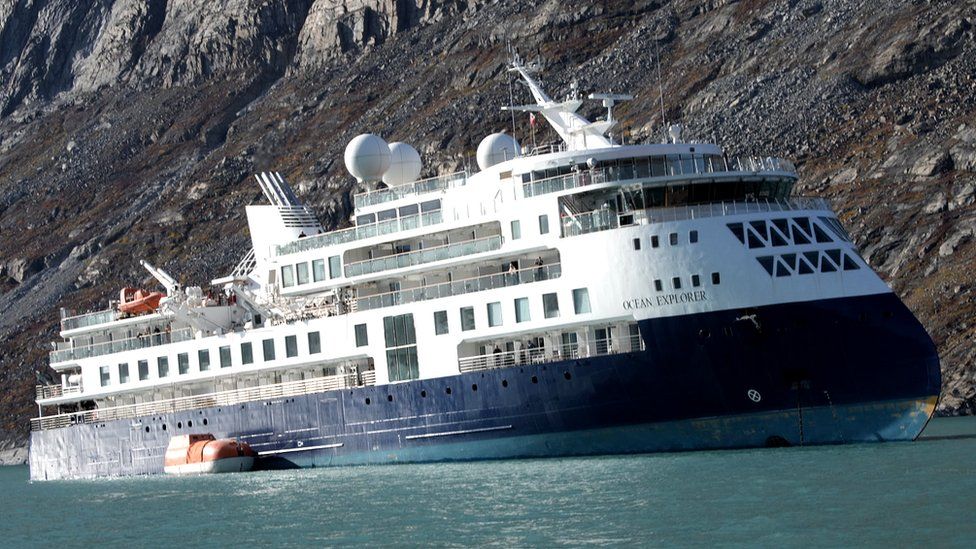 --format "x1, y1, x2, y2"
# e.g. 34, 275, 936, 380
29, 293, 941, 480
